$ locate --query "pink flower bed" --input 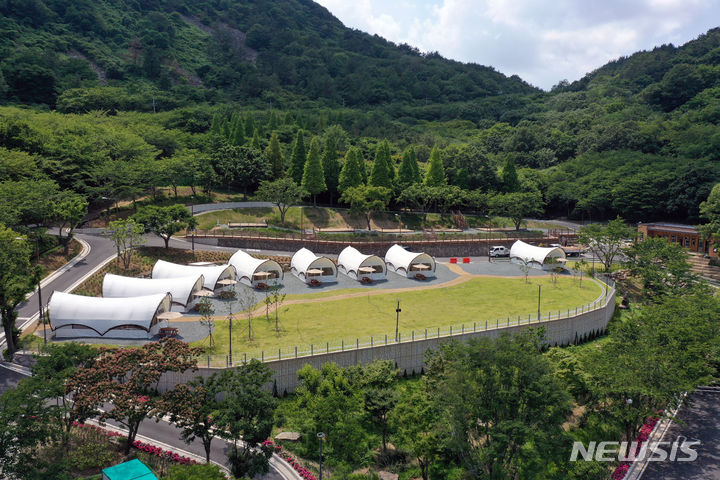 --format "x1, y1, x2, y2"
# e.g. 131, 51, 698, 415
71, 421, 125, 438
611, 416, 660, 480
132, 440, 200, 465
264, 439, 317, 480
